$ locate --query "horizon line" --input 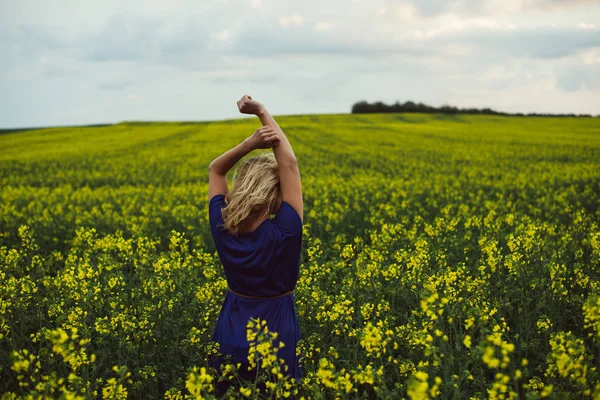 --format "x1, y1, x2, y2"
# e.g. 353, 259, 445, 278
1, 109, 599, 133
